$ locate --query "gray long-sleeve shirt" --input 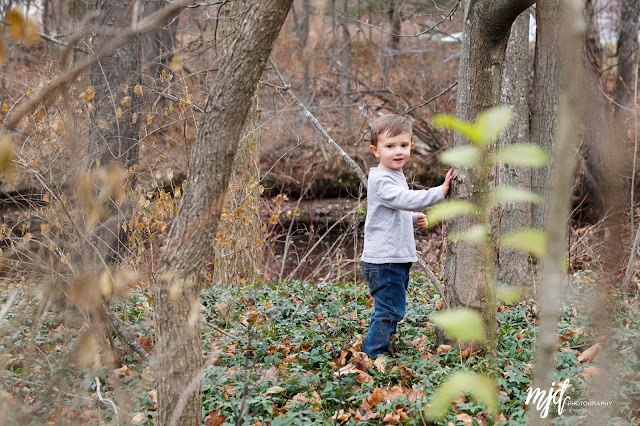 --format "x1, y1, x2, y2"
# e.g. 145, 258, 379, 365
360, 167, 445, 264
